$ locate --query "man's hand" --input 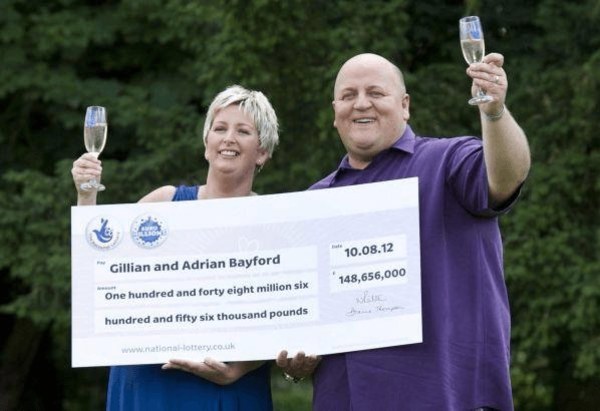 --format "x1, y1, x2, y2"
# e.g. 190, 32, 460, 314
276, 350, 321, 380
466, 52, 507, 117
